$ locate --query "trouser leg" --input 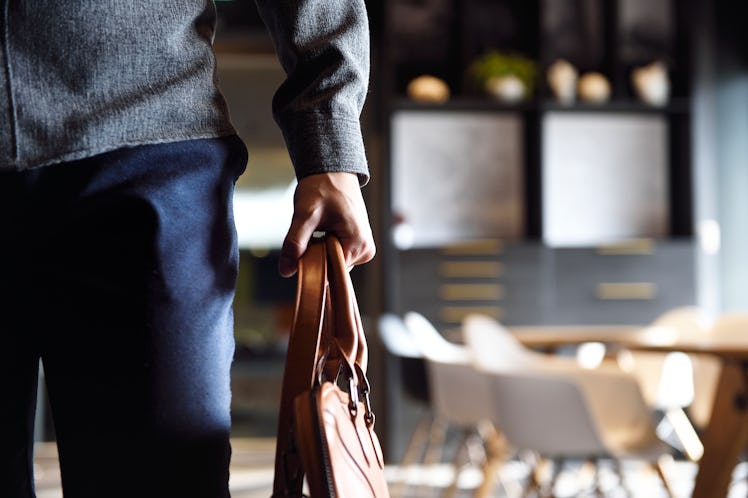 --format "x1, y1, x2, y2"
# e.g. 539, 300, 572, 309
13, 136, 246, 498
0, 168, 44, 498
0, 337, 40, 498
